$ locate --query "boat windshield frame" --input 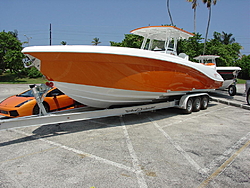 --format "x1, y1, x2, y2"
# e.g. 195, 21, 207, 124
141, 37, 178, 55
